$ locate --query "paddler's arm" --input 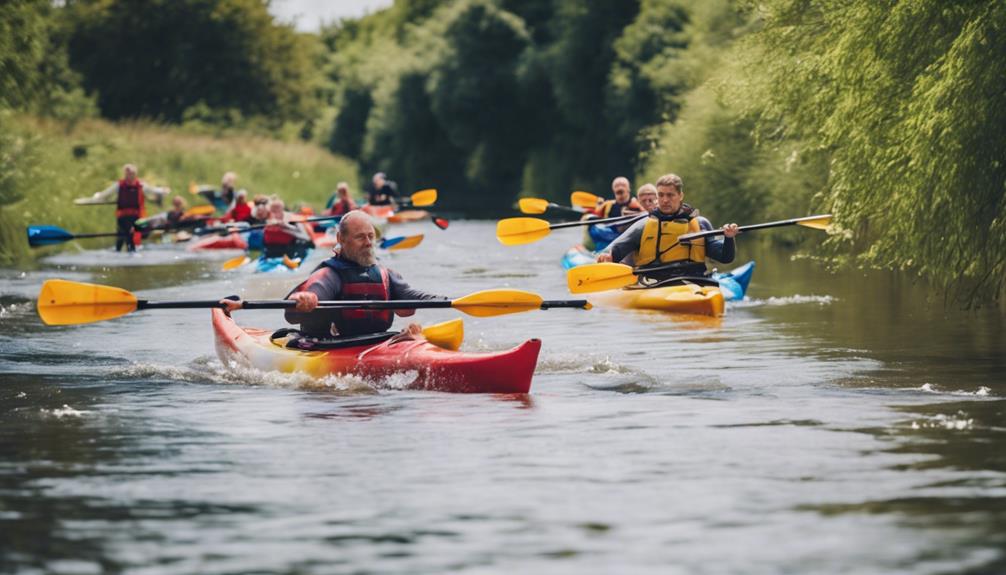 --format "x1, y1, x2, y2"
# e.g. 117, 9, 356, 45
596, 218, 646, 263
284, 269, 341, 336
140, 181, 170, 206
702, 223, 739, 263
88, 183, 118, 202
387, 269, 447, 317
